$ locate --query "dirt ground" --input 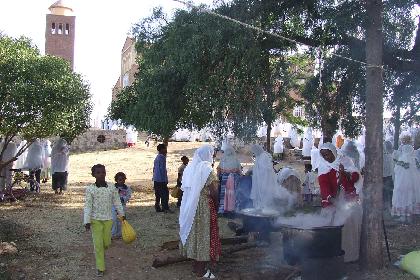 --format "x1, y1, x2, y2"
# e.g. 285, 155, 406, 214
0, 142, 419, 280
